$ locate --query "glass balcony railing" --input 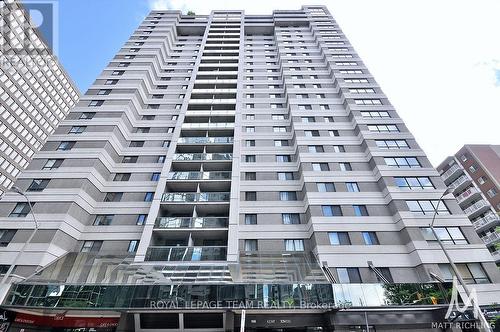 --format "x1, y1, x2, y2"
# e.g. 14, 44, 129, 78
173, 153, 233, 161
155, 217, 229, 229
145, 246, 227, 261
181, 122, 235, 129
168, 171, 231, 180
161, 192, 230, 202
177, 137, 234, 144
